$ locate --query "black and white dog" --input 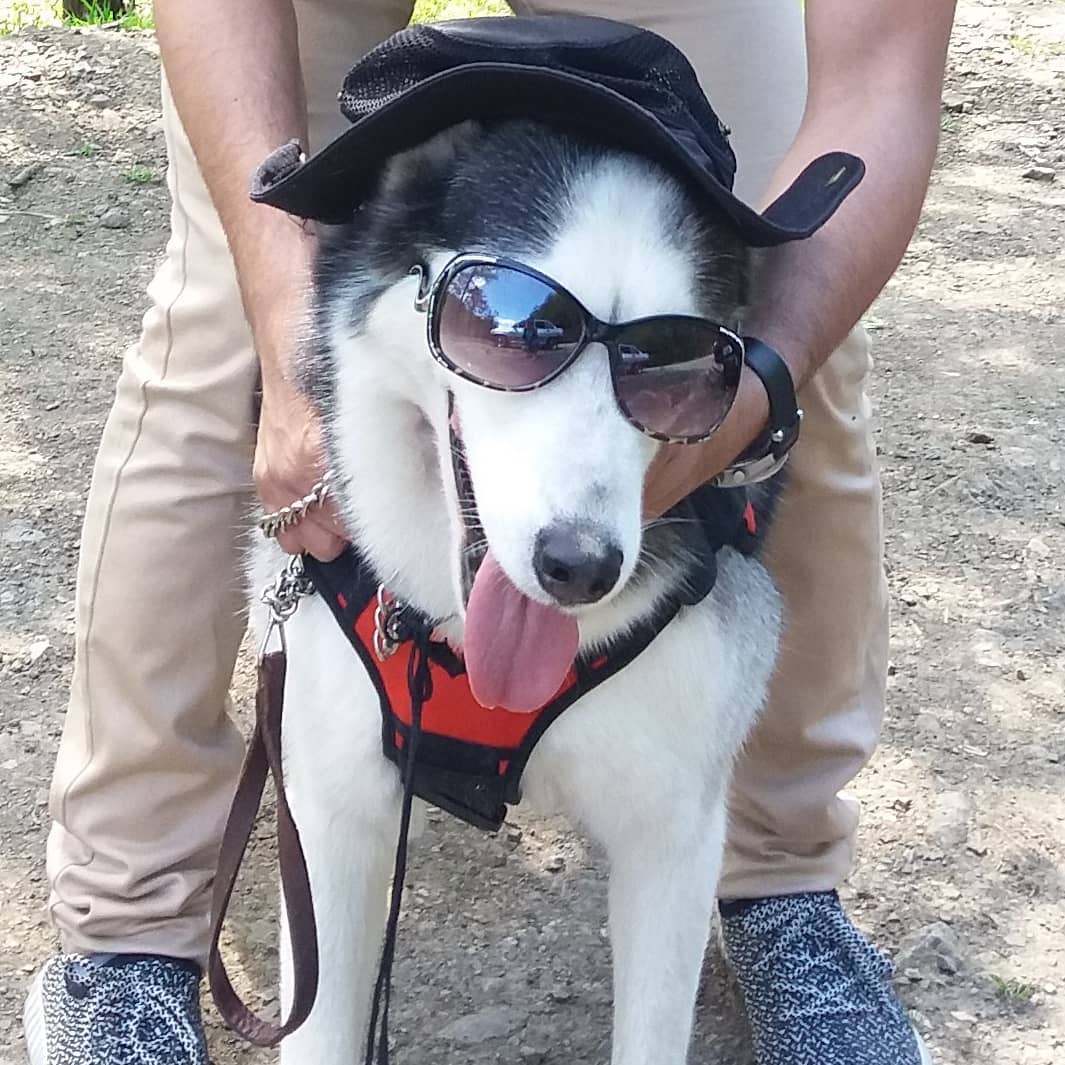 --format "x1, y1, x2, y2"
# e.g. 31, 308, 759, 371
243, 15, 862, 1064
250, 117, 781, 1065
